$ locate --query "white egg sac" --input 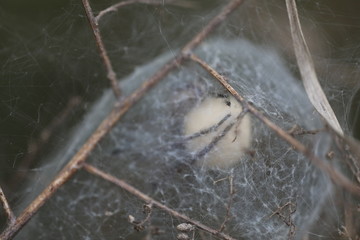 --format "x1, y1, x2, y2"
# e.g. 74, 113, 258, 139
183, 95, 252, 168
